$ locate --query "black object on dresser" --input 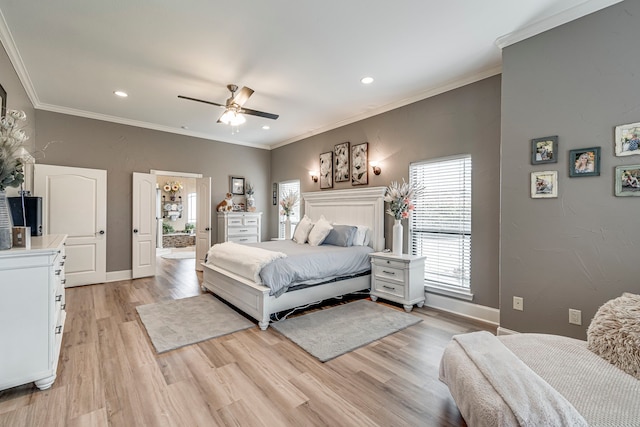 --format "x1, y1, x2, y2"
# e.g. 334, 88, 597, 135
8, 196, 43, 236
